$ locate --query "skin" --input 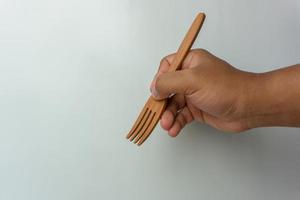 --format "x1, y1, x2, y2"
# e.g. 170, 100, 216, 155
150, 49, 300, 137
